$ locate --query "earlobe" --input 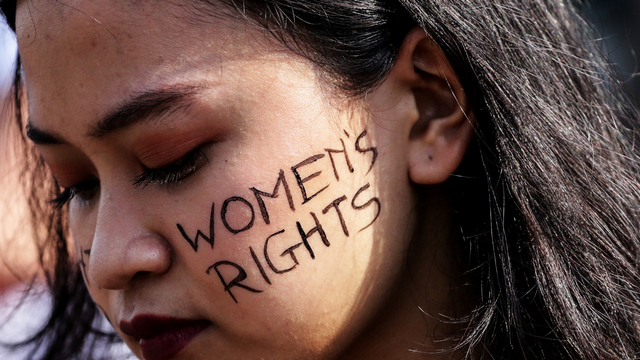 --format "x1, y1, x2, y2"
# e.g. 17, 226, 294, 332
399, 27, 476, 185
